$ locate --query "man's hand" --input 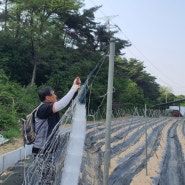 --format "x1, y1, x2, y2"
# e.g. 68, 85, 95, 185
72, 77, 81, 91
